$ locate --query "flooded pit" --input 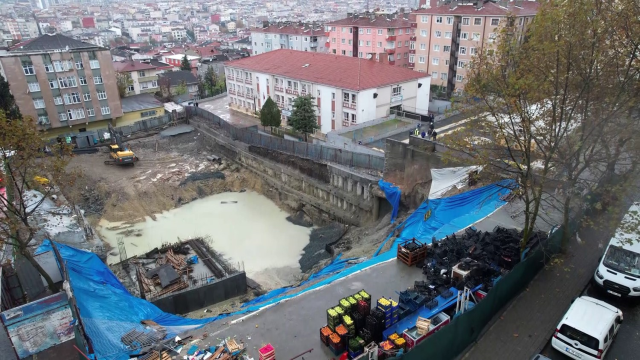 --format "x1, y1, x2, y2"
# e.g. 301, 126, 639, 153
98, 191, 312, 288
